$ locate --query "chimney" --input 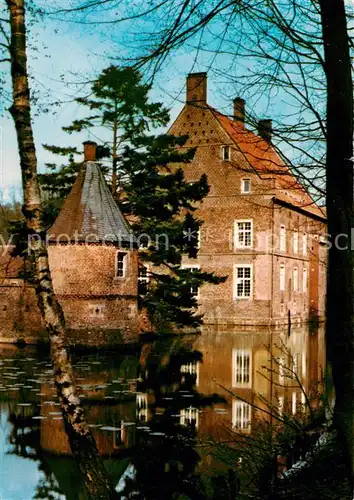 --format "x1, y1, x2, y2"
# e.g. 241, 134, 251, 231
186, 72, 207, 103
83, 141, 97, 162
233, 97, 245, 126
258, 119, 272, 142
